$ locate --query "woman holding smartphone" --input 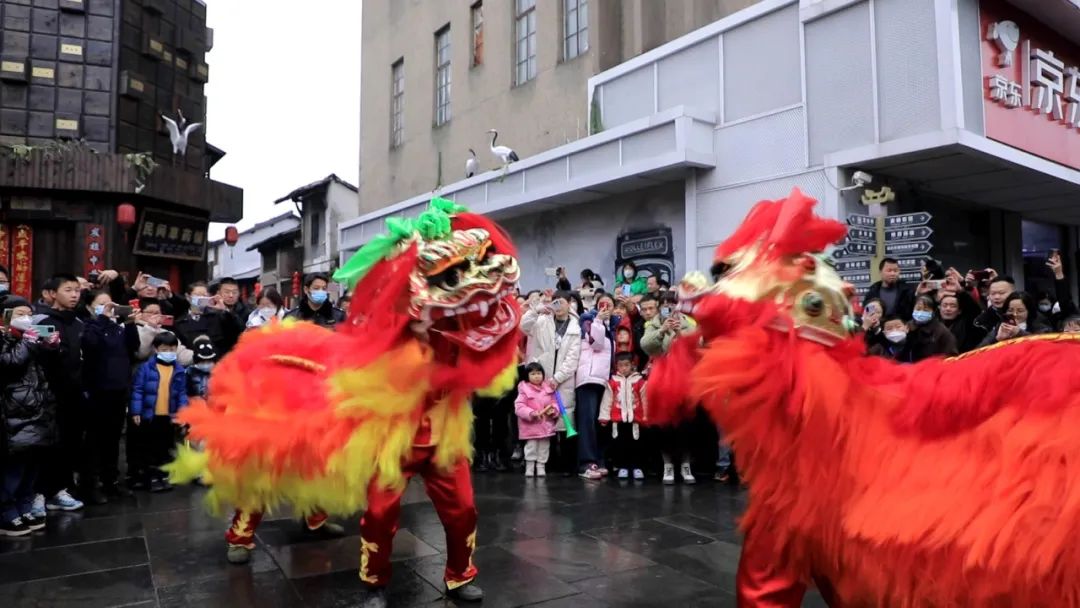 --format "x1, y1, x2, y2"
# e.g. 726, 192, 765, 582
80, 291, 140, 504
